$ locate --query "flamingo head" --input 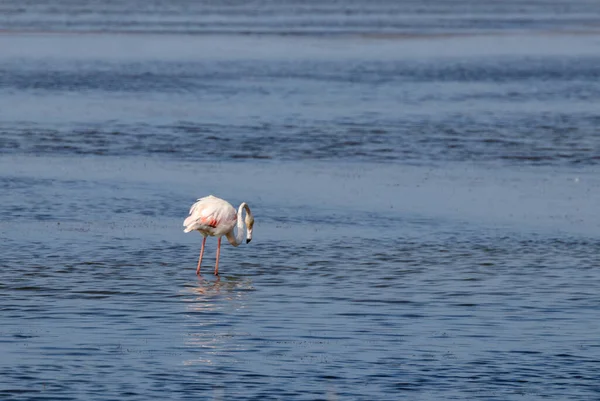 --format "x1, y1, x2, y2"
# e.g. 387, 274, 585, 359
245, 213, 254, 244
